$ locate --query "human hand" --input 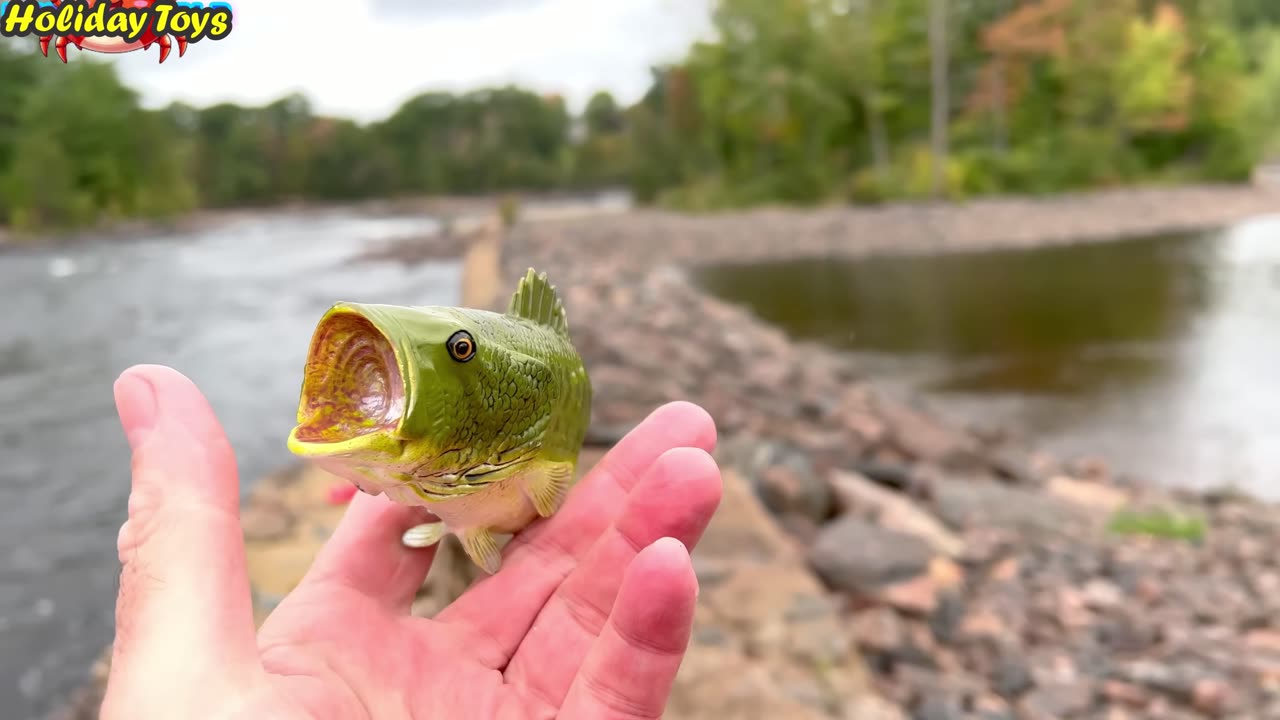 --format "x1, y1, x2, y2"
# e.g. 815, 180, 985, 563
102, 364, 722, 719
